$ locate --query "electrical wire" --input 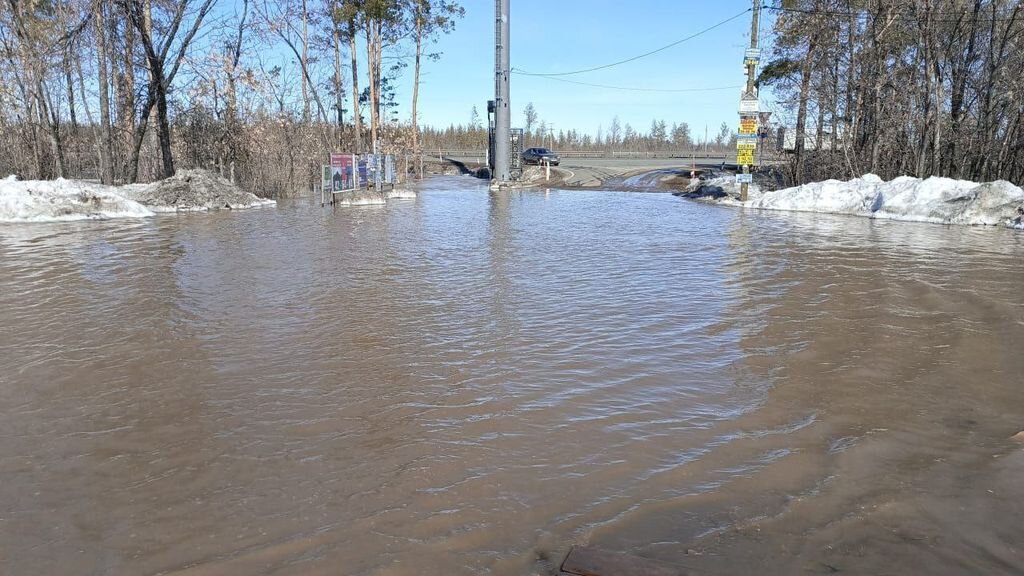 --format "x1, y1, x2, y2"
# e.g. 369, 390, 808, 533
513, 7, 753, 77
512, 73, 742, 94
765, 4, 1023, 24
